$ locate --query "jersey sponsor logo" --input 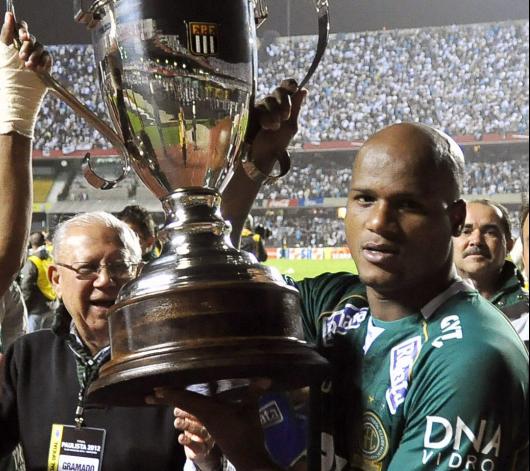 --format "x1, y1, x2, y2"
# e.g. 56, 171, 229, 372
259, 401, 284, 428
188, 22, 219, 56
323, 304, 368, 346
432, 315, 463, 349
361, 412, 389, 464
386, 336, 422, 415
423, 416, 501, 469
